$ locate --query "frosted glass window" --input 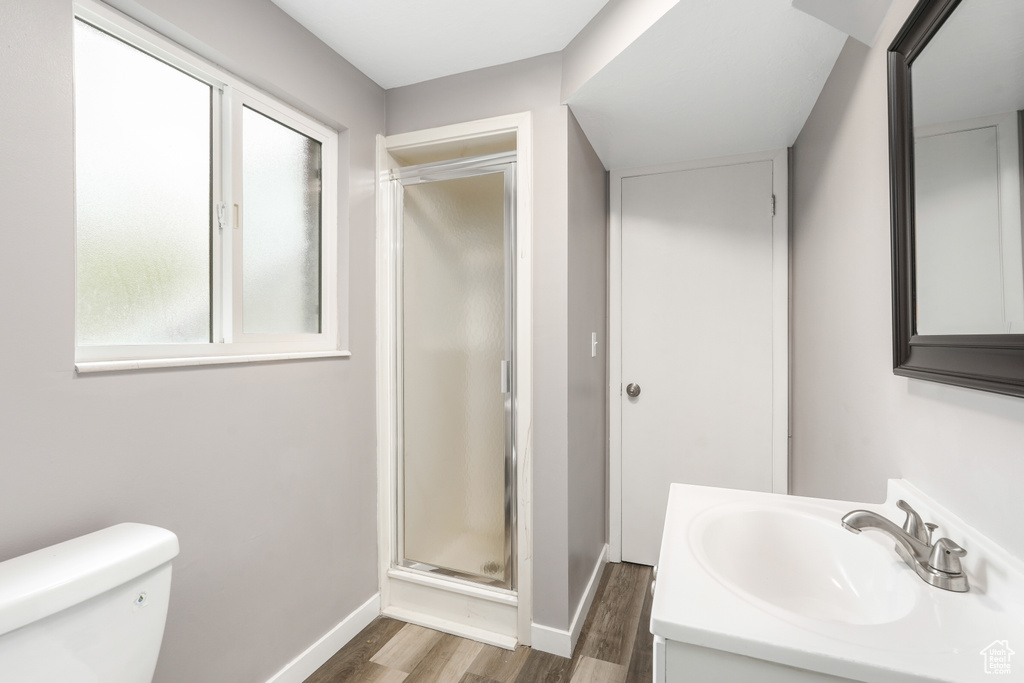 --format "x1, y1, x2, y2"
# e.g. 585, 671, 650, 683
72, 3, 340, 367
74, 19, 212, 345
242, 106, 322, 334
